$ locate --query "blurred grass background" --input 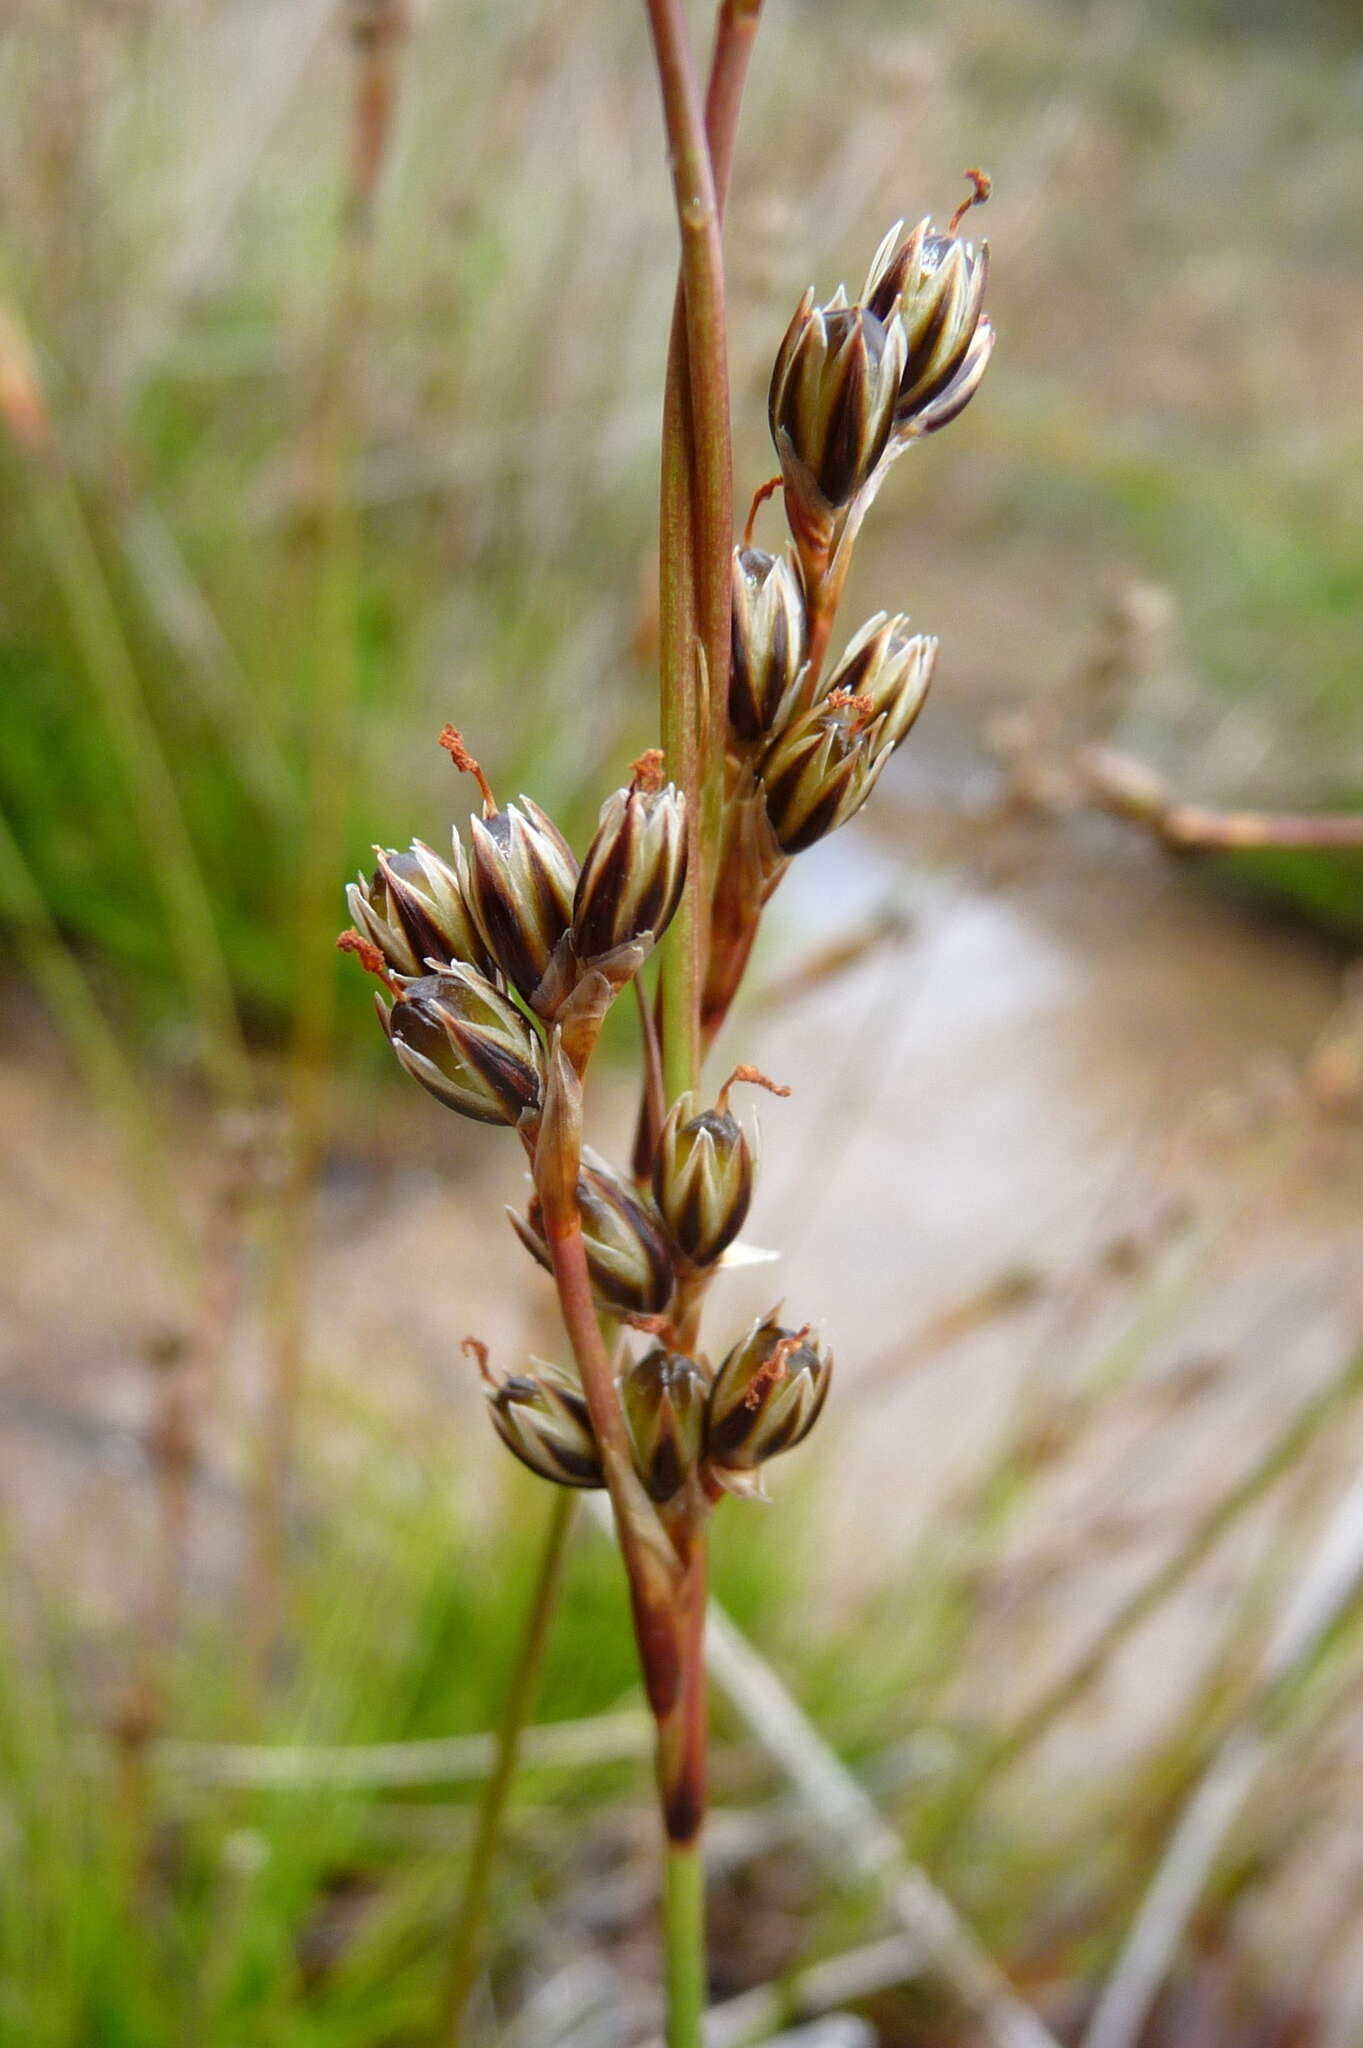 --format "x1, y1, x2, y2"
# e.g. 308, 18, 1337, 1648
2, 1, 1363, 2043
2, 0, 1361, 1061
